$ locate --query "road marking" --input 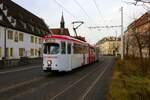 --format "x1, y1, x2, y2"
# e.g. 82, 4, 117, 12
0, 65, 40, 74
0, 76, 44, 93
50, 63, 103, 100
10, 78, 52, 99
80, 60, 111, 100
